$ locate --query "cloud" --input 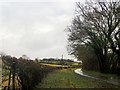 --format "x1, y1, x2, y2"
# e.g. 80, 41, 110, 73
0, 2, 75, 59
0, 0, 80, 3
